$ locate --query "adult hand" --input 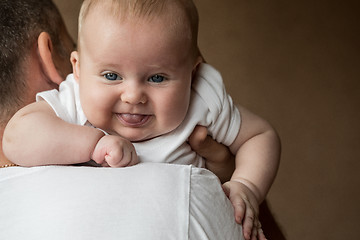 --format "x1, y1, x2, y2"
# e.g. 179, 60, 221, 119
188, 125, 235, 183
